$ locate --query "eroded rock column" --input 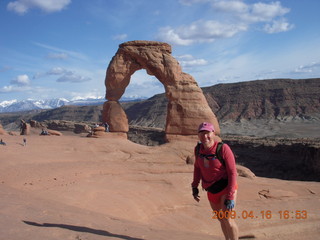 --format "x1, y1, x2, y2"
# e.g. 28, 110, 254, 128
102, 101, 129, 132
